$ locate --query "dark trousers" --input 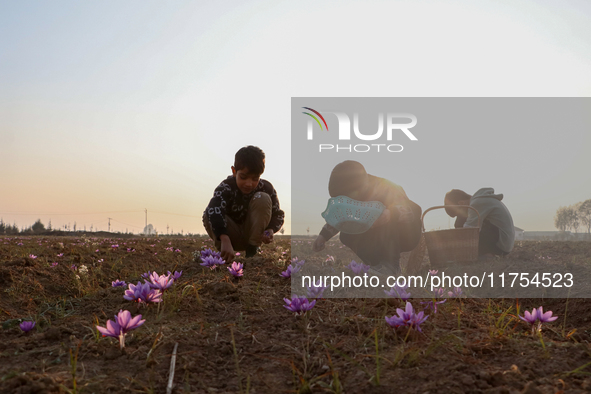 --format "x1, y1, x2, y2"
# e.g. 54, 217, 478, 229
478, 220, 507, 256
339, 201, 422, 266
